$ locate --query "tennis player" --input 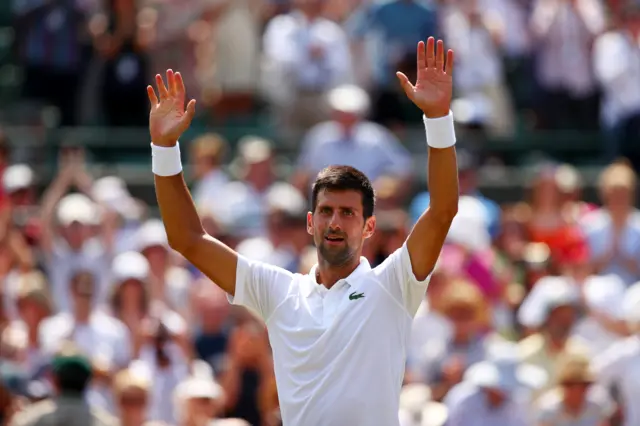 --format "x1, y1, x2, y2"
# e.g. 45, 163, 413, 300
148, 37, 458, 426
